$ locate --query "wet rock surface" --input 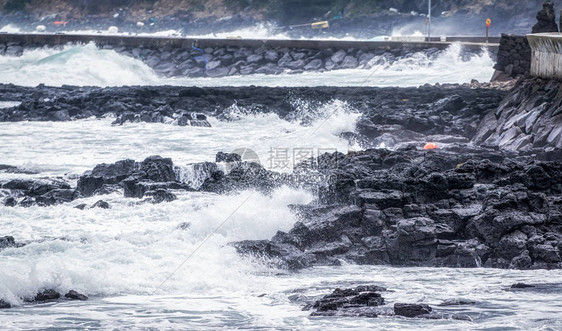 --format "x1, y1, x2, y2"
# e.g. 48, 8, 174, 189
302, 285, 475, 320
0, 84, 506, 134
0, 156, 190, 207
473, 78, 562, 152
0, 178, 76, 207
234, 147, 562, 270
0, 289, 89, 308
65, 290, 89, 301
394, 303, 432, 317
305, 286, 387, 318
1, 80, 561, 271
29, 289, 61, 302
0, 299, 11, 309
0, 236, 25, 250
0, 153, 289, 207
